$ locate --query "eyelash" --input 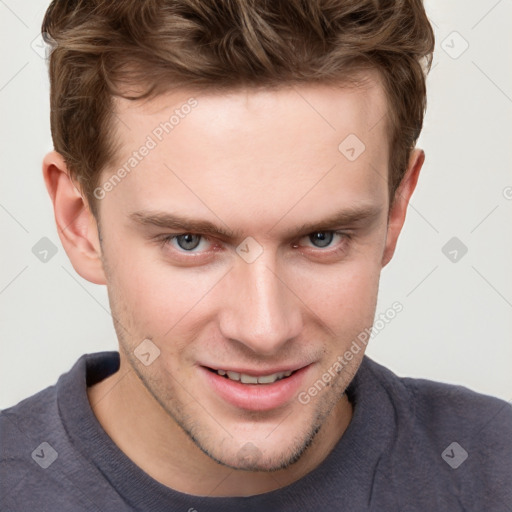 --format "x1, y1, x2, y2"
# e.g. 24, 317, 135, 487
156, 231, 351, 261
